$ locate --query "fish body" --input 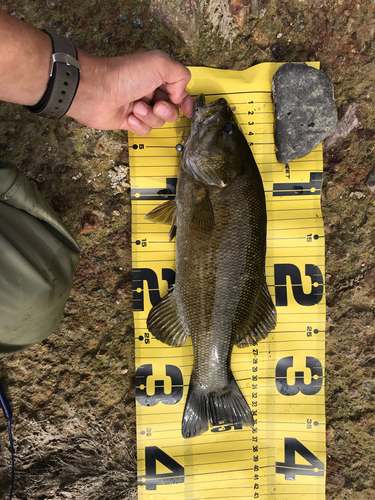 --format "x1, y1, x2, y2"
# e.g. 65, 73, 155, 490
146, 95, 276, 438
